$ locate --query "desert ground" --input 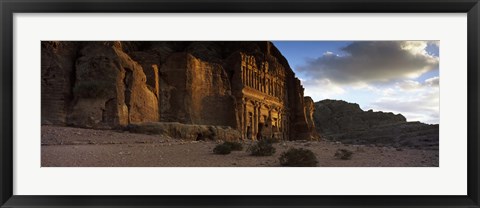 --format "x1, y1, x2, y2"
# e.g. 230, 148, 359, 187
41, 125, 439, 167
